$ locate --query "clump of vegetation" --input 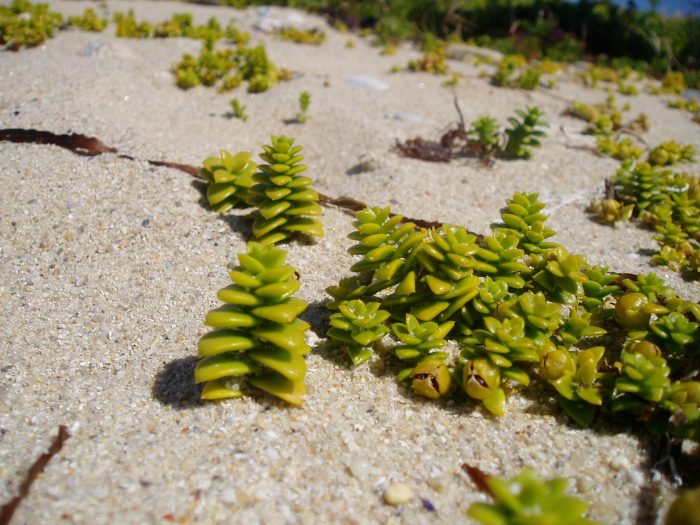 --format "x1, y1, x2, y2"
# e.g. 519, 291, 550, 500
194, 241, 310, 405
113, 10, 152, 38
588, 160, 699, 276
0, 0, 63, 50
568, 96, 626, 136
172, 42, 286, 93
66, 8, 107, 32
467, 468, 598, 525
325, 190, 699, 436
296, 91, 311, 123
248, 135, 324, 245
397, 105, 548, 163
275, 26, 325, 45
229, 97, 248, 121
406, 33, 448, 74
595, 137, 643, 161
668, 97, 700, 115
647, 141, 696, 167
